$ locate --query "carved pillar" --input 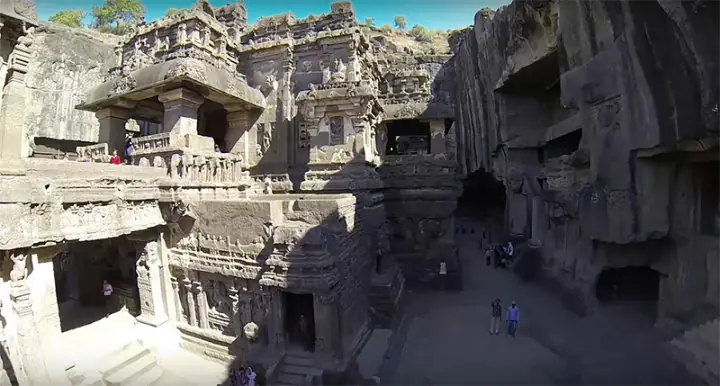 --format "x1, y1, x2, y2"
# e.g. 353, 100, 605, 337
313, 293, 340, 357
170, 277, 183, 322
0, 24, 33, 162
7, 250, 50, 385
228, 285, 241, 336
269, 288, 285, 347
134, 241, 168, 326
96, 107, 131, 159
195, 281, 209, 329
158, 88, 204, 135
428, 120, 446, 155
183, 278, 198, 327
239, 294, 251, 327
225, 104, 250, 161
